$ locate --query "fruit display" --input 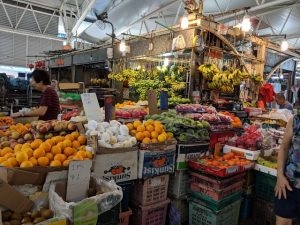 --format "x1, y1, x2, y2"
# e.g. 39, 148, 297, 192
250, 73, 264, 83
0, 116, 15, 127
175, 104, 217, 113
90, 78, 109, 87
116, 101, 136, 109
61, 109, 80, 121
201, 152, 252, 168
198, 63, 220, 80
257, 155, 277, 169
127, 119, 174, 144
157, 96, 191, 108
185, 113, 232, 123
85, 120, 137, 148
227, 124, 263, 150
146, 110, 210, 143
115, 108, 147, 119
219, 111, 243, 128
59, 92, 81, 103
2, 208, 54, 225
0, 131, 90, 168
